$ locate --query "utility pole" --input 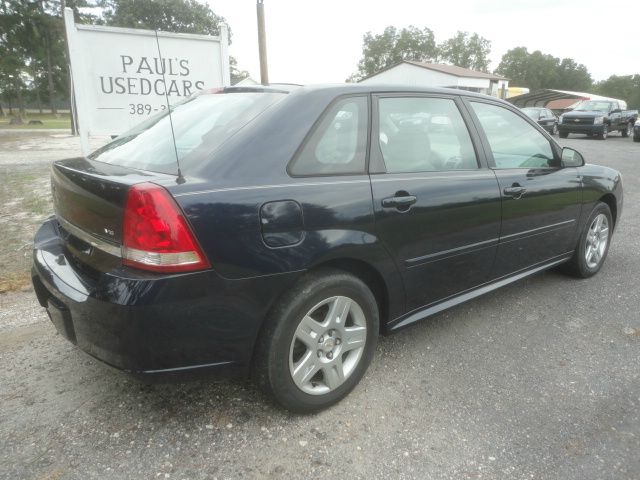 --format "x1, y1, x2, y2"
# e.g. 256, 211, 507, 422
256, 0, 269, 85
